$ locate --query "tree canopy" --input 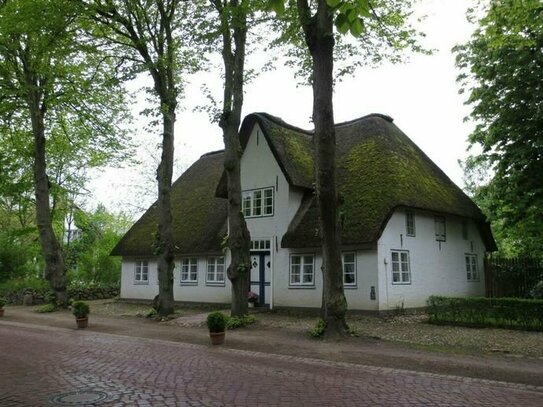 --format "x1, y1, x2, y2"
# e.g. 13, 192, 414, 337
455, 0, 543, 256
